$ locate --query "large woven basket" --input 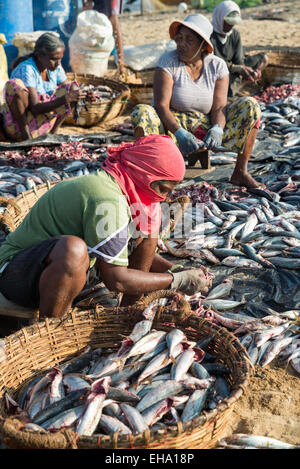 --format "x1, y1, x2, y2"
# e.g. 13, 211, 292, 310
0, 291, 252, 449
246, 48, 300, 86
123, 69, 154, 106
65, 73, 130, 127
0, 181, 59, 235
